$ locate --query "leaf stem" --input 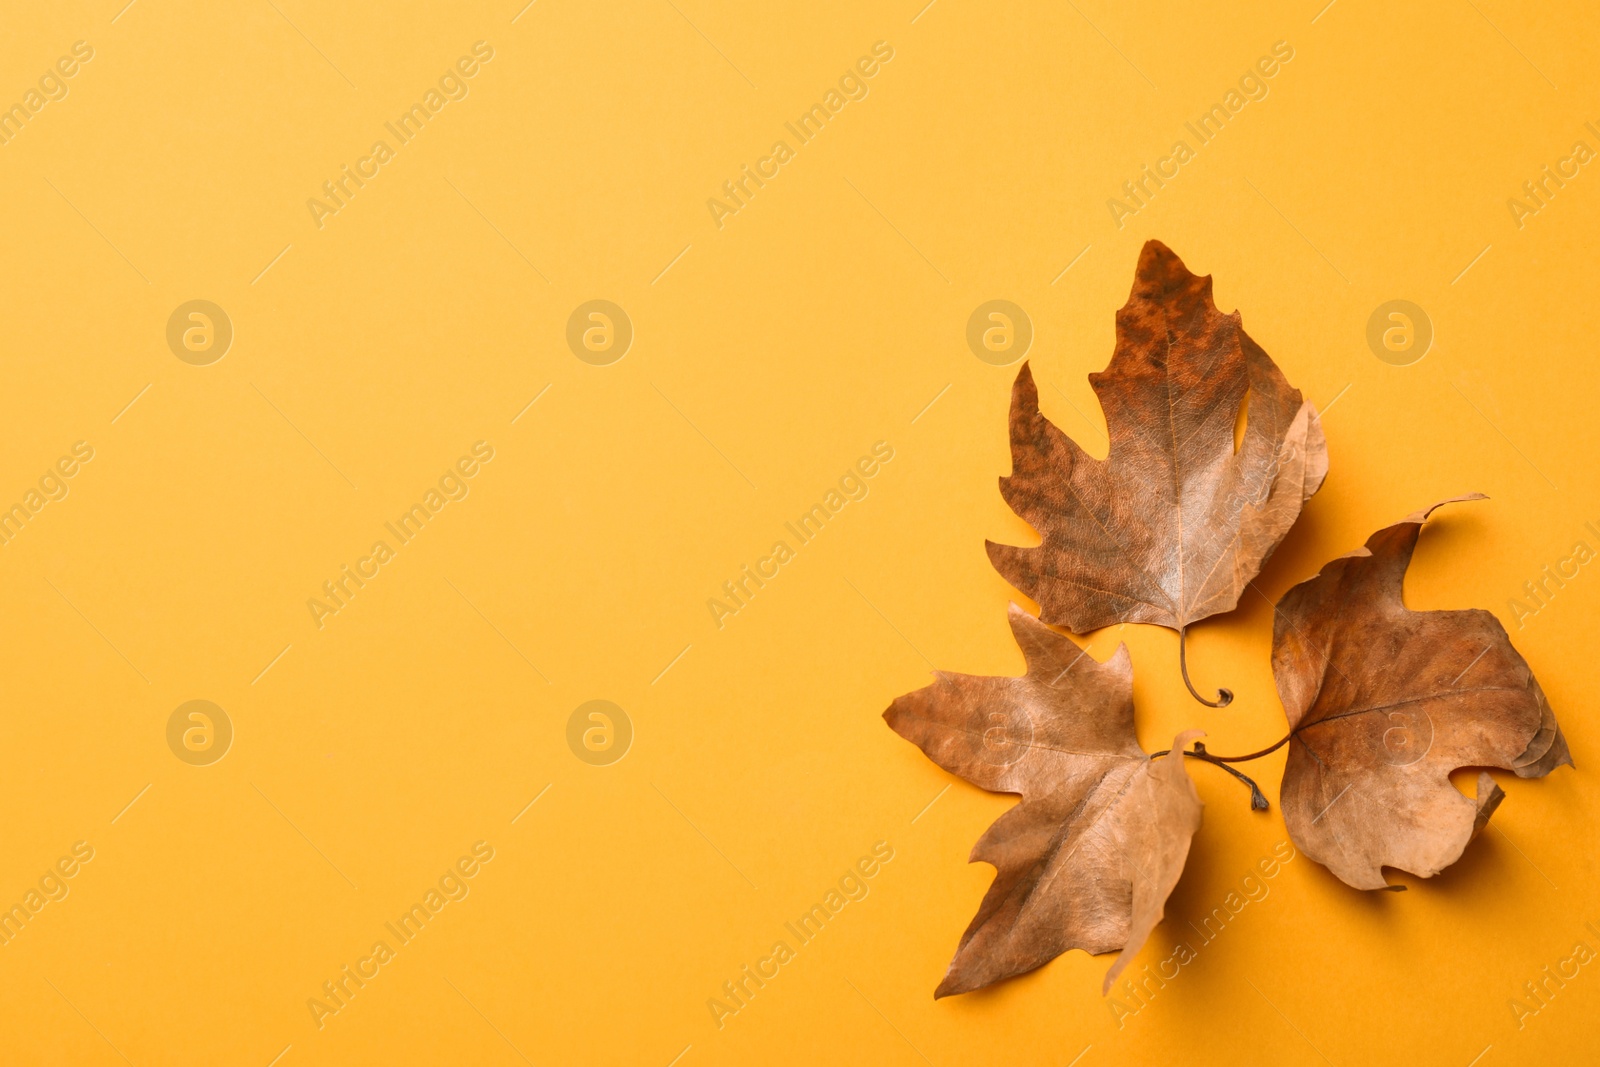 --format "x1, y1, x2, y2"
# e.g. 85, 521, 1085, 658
1178, 626, 1233, 707
1149, 734, 1290, 764
1188, 750, 1269, 811
1149, 738, 1291, 811
1194, 733, 1291, 763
